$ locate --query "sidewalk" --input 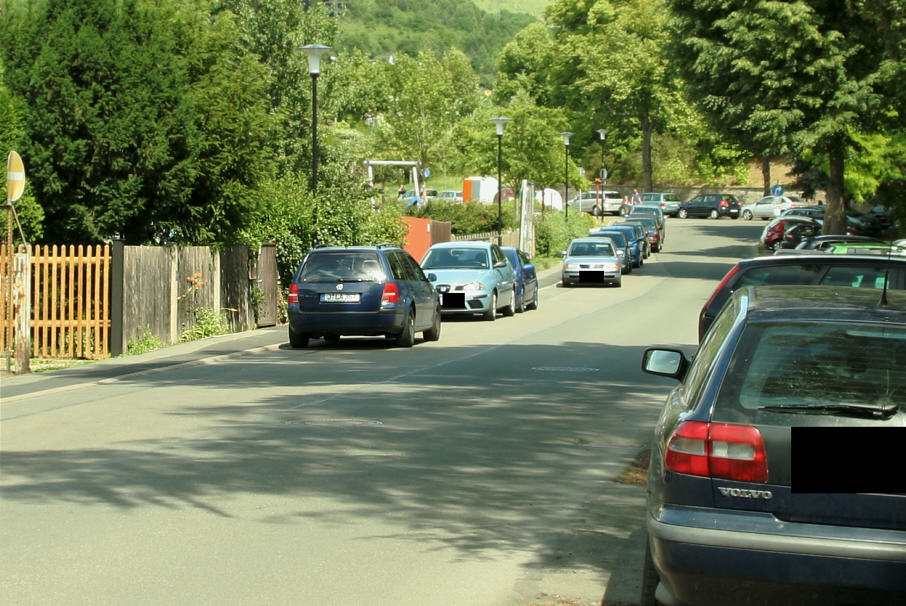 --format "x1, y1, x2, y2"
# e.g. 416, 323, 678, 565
0, 325, 286, 402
